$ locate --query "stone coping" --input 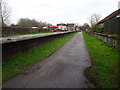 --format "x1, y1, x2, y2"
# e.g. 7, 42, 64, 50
1, 32, 72, 44
88, 32, 120, 40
